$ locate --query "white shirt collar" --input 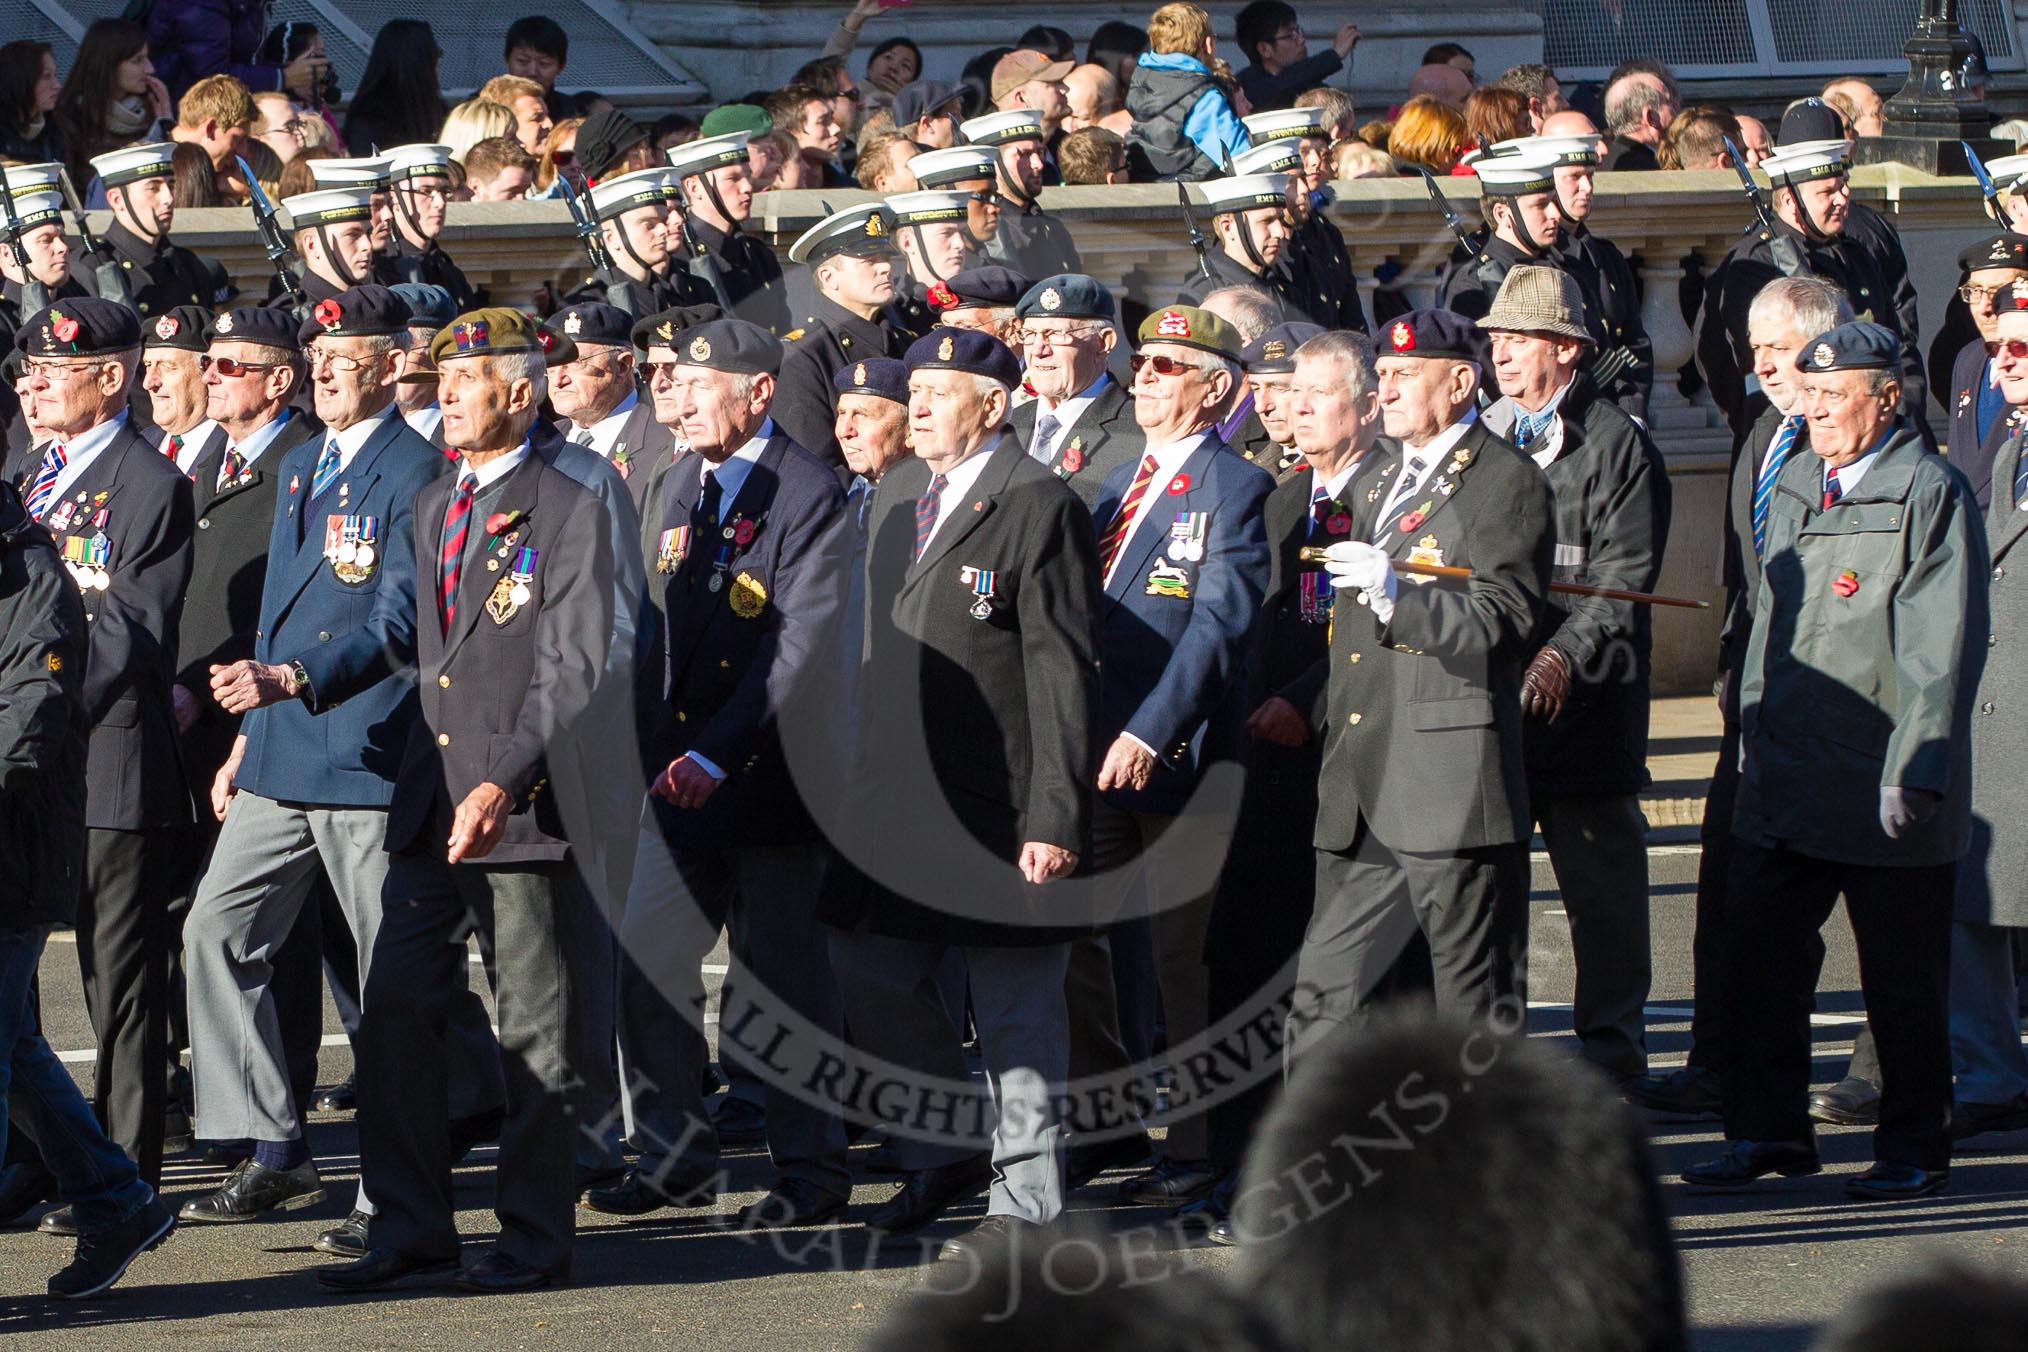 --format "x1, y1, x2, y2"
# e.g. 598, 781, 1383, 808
698, 419, 775, 513
1399, 408, 1476, 491
1827, 442, 1884, 497
327, 405, 401, 471
1030, 372, 1110, 459
573, 389, 640, 460
404, 404, 442, 438
1314, 460, 1361, 502
223, 406, 296, 472
48, 410, 130, 503
164, 418, 217, 474
458, 439, 531, 492
1103, 430, 1209, 585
